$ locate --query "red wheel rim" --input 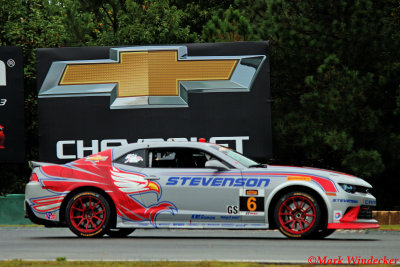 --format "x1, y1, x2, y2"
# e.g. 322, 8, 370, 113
69, 195, 106, 234
278, 195, 316, 234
